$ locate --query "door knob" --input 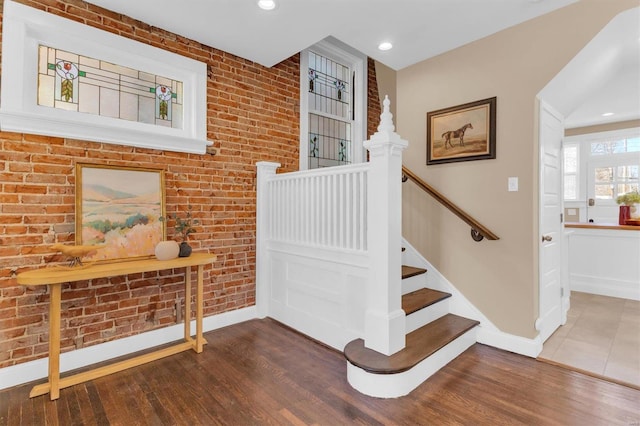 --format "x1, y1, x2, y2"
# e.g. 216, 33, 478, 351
542, 235, 553, 242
